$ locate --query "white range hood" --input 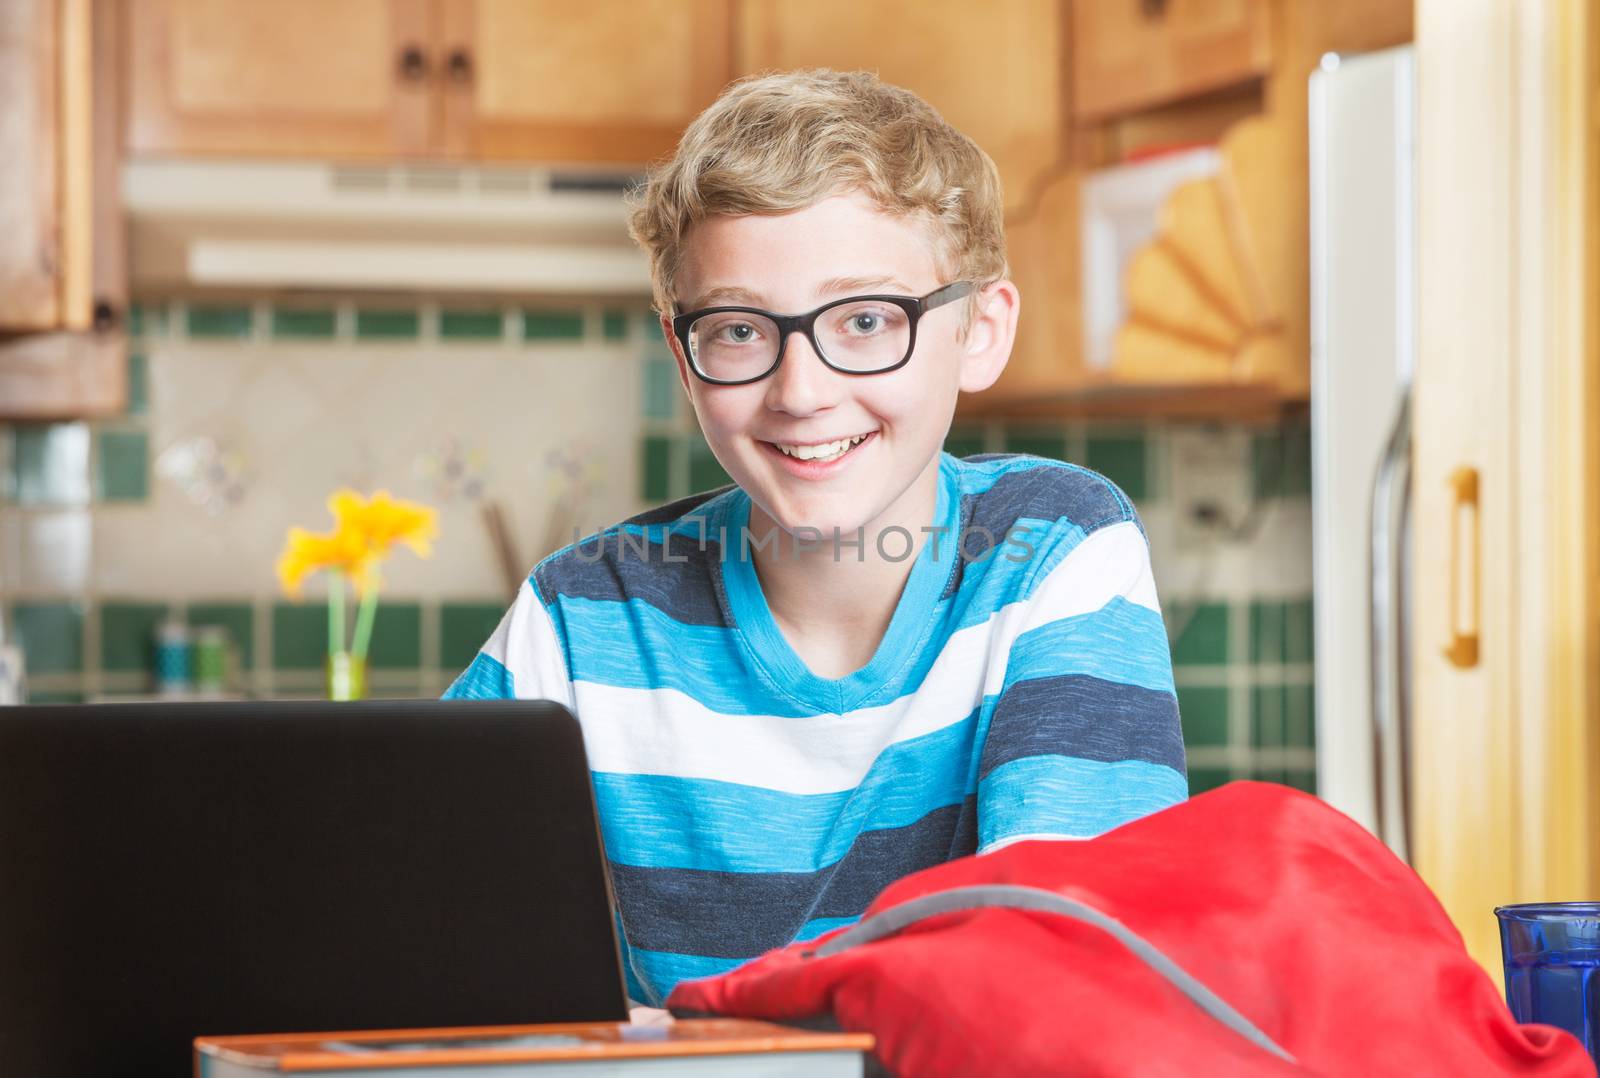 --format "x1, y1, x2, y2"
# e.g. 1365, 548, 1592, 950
122, 158, 652, 295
